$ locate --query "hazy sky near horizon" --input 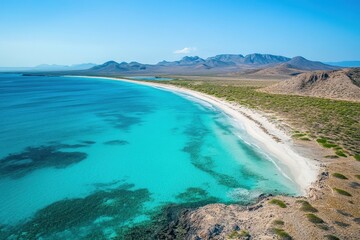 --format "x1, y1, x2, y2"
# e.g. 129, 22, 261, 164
0, 0, 359, 67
